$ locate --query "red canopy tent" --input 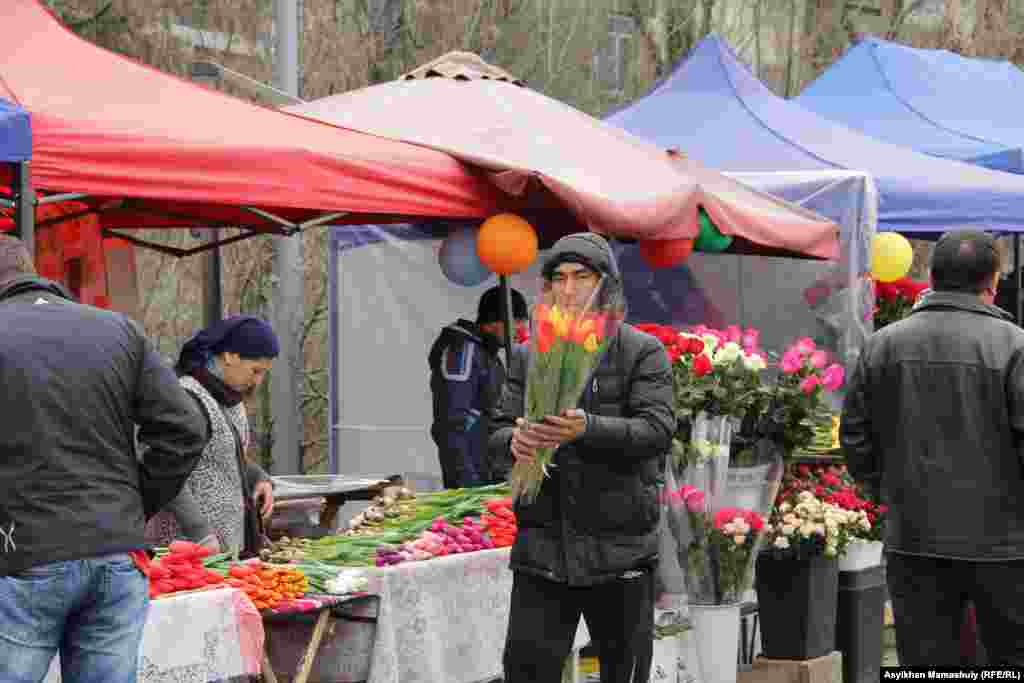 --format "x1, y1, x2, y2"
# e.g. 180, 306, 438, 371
0, 0, 516, 257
